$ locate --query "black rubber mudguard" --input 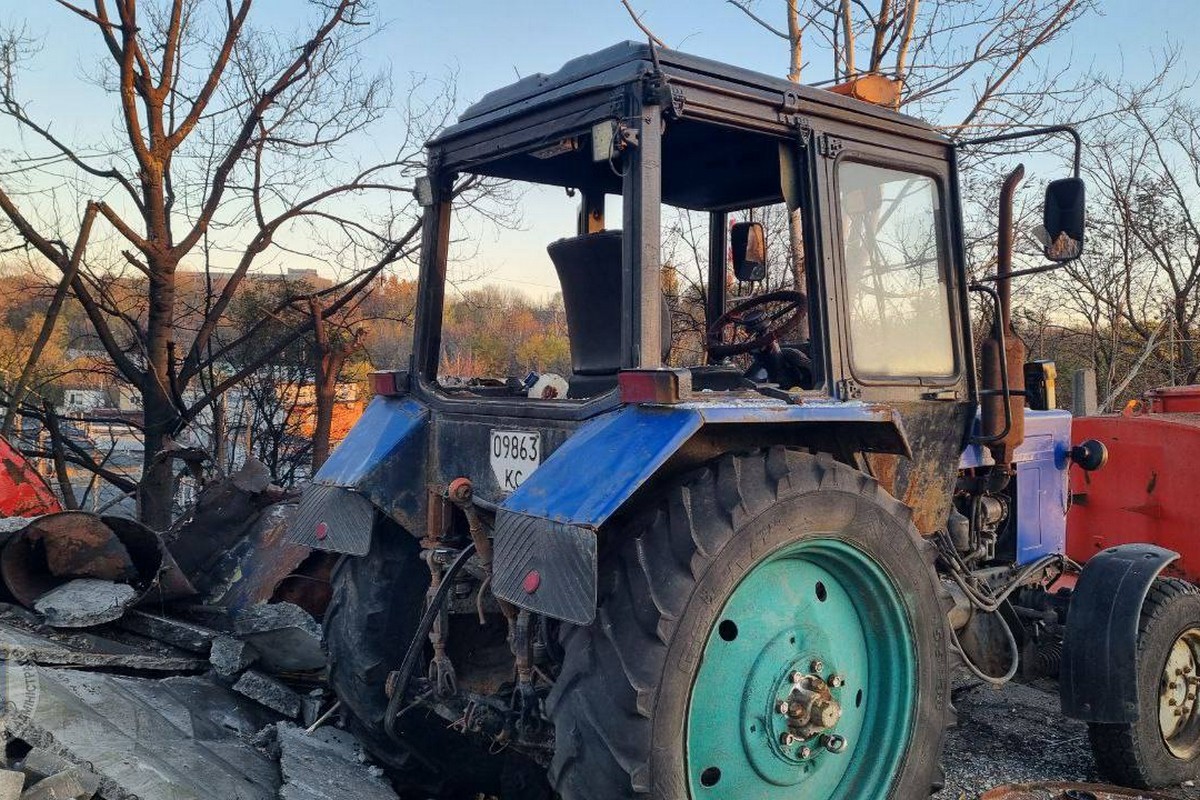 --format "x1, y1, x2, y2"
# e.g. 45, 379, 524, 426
1060, 543, 1179, 723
